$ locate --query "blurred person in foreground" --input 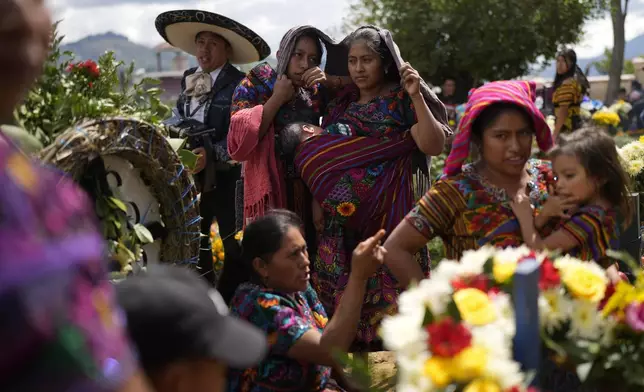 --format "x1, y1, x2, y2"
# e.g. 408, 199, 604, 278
116, 265, 267, 392
0, 1, 150, 391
